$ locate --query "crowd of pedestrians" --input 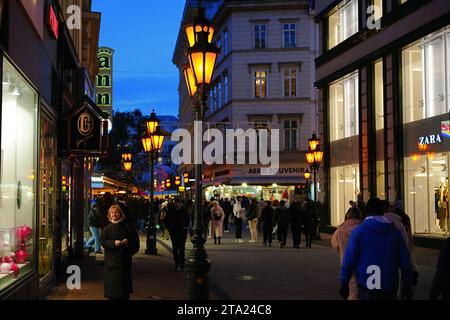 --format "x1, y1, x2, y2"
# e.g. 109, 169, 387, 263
83, 191, 450, 301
